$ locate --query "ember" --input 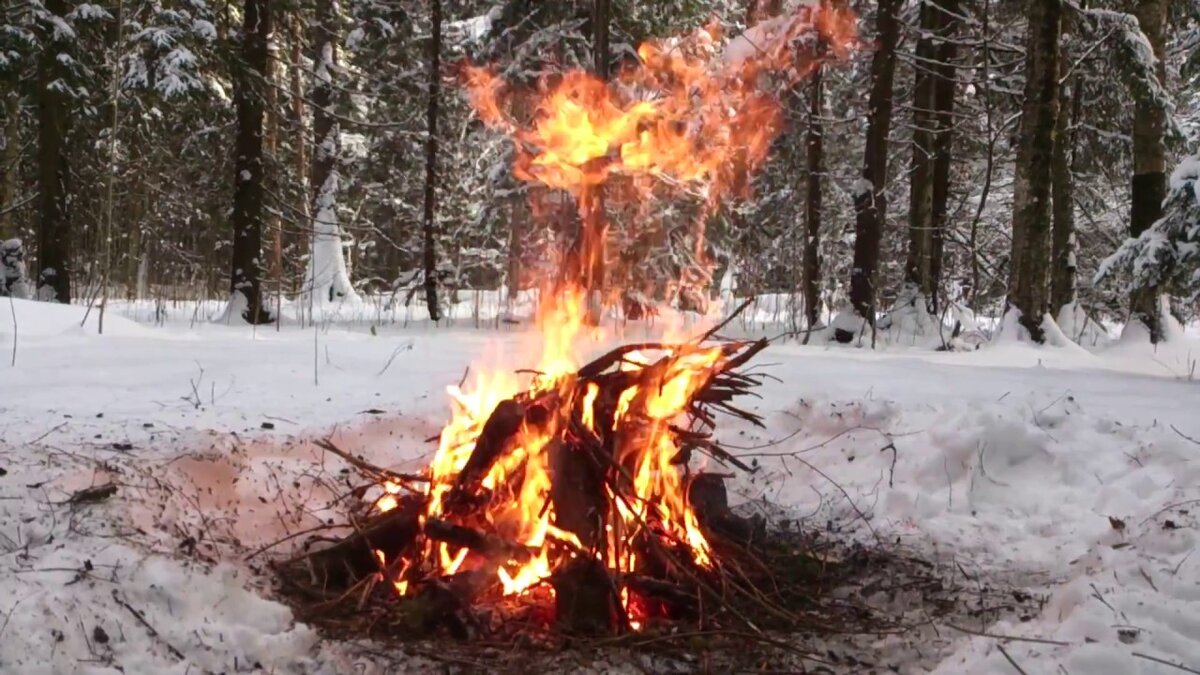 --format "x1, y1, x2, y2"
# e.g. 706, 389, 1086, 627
278, 2, 860, 645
